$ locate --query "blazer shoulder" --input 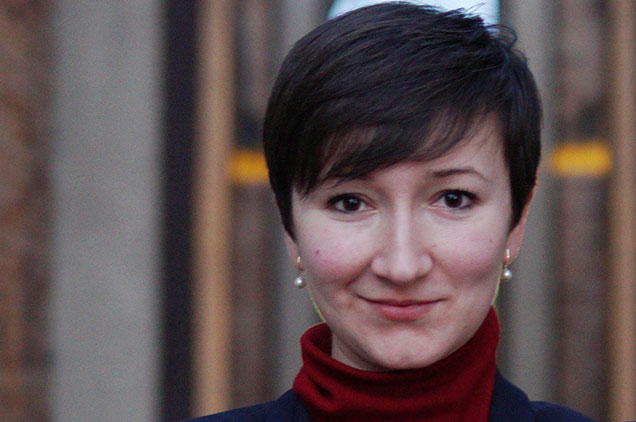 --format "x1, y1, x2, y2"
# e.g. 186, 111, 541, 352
491, 370, 595, 422
182, 390, 309, 422
531, 401, 597, 422
182, 402, 270, 422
